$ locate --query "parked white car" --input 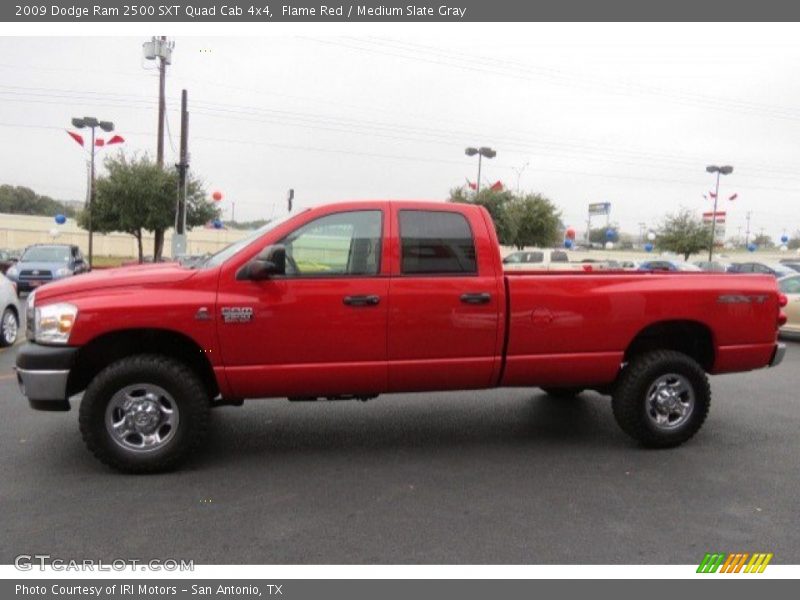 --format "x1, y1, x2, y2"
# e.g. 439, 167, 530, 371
503, 249, 572, 270
1, 273, 20, 347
